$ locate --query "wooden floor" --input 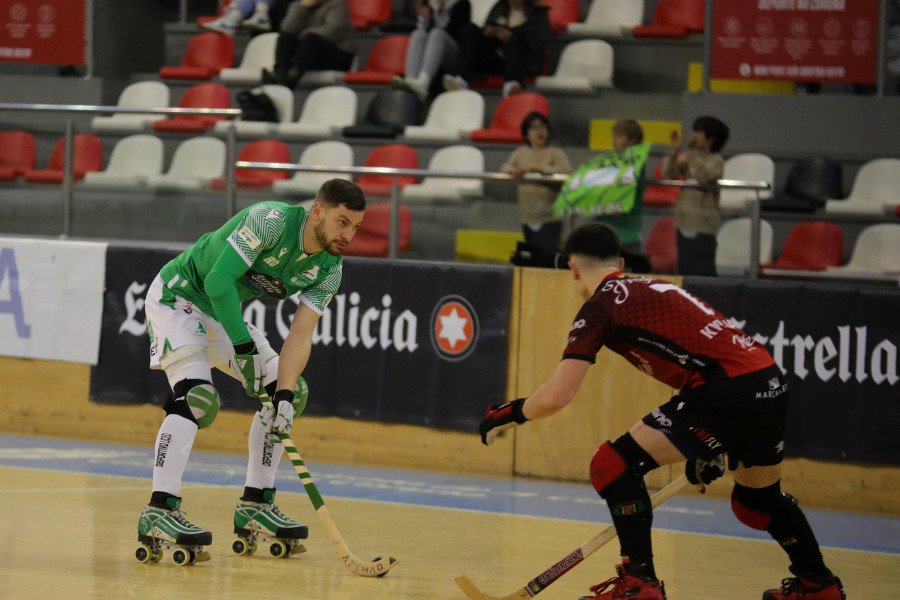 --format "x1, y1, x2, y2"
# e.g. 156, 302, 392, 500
2, 462, 898, 600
